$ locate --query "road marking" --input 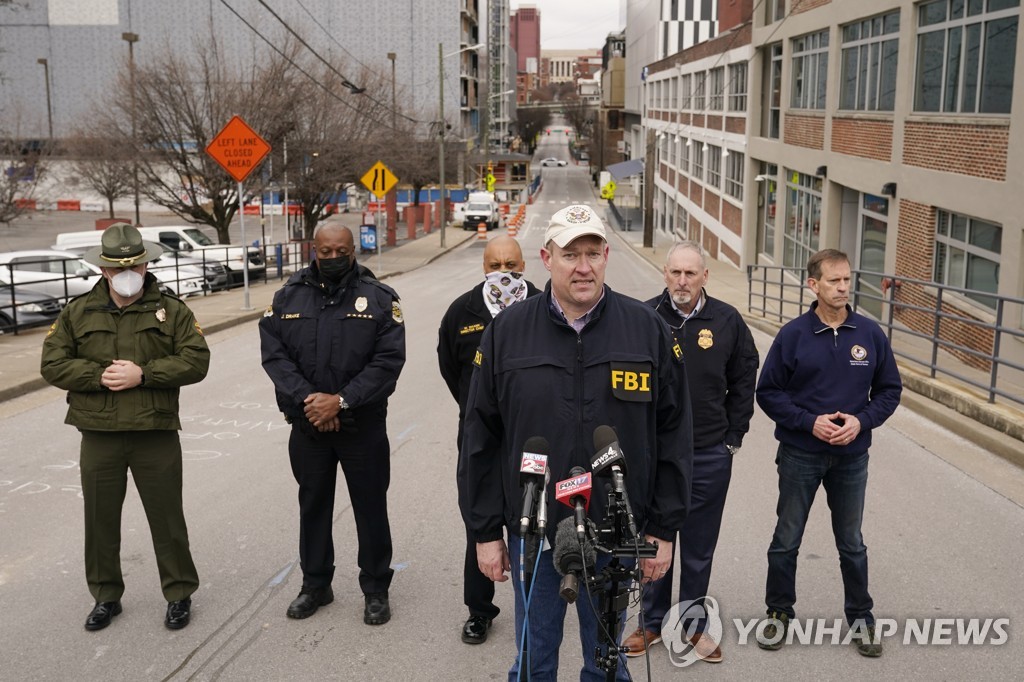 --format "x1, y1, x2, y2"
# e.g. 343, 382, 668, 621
269, 560, 295, 586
